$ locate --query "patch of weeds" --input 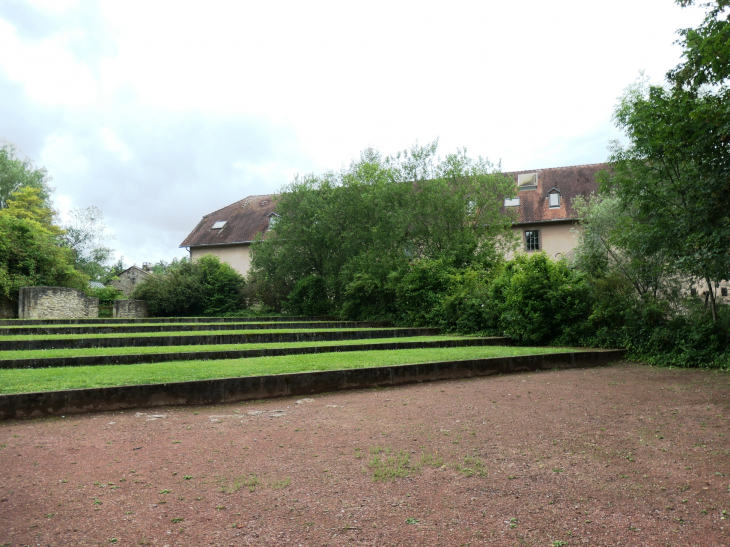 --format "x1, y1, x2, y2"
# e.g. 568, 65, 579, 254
459, 455, 487, 477
183, 476, 193, 480
421, 451, 444, 468
171, 518, 184, 523
354, 448, 363, 459
220, 474, 260, 493
159, 489, 171, 494
508, 517, 517, 528
552, 468, 563, 473
269, 477, 291, 490
108, 539, 118, 544
368, 447, 417, 481
405, 517, 420, 524
552, 542, 567, 547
